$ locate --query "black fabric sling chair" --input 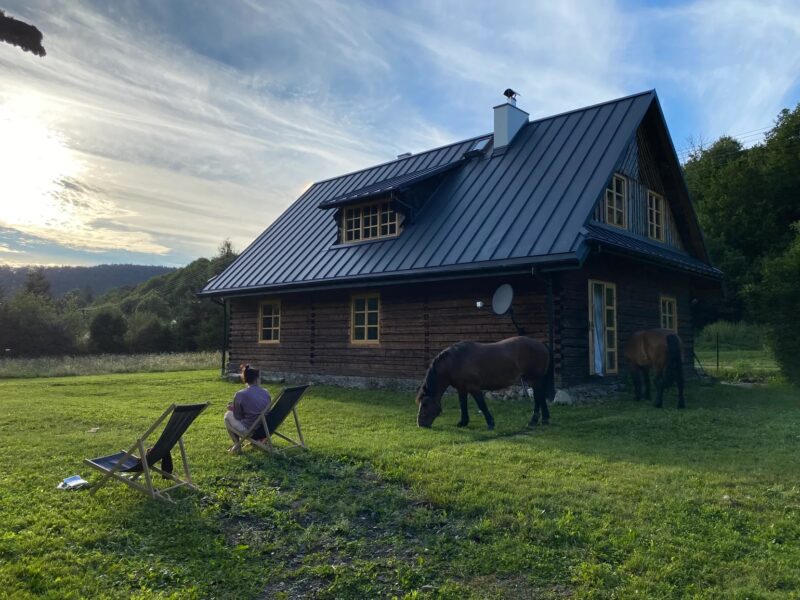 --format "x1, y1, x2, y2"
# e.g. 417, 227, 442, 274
85, 402, 210, 502
228, 384, 310, 454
